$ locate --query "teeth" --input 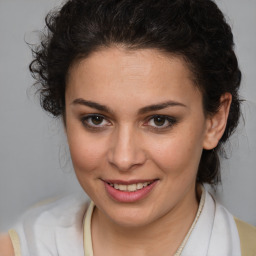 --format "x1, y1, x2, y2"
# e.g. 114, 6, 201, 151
127, 184, 137, 192
109, 181, 153, 192
136, 183, 143, 190
119, 184, 127, 191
